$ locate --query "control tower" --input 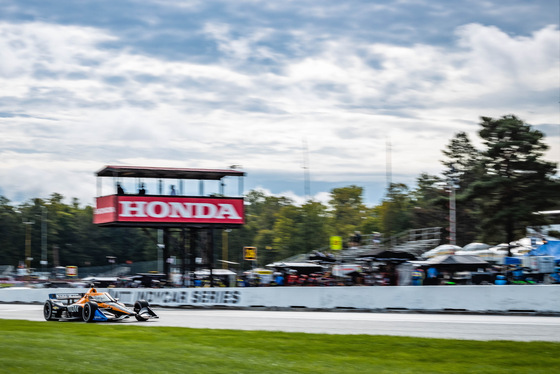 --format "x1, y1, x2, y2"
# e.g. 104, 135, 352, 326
93, 165, 245, 285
